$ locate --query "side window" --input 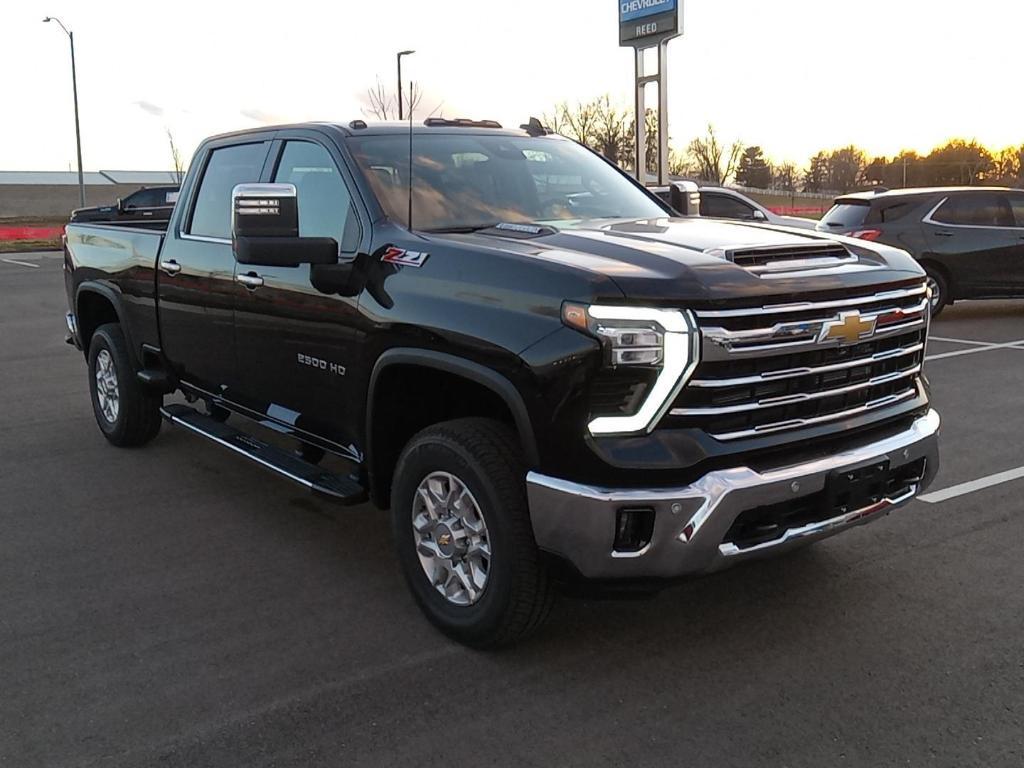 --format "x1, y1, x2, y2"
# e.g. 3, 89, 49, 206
701, 193, 754, 220
933, 194, 1014, 227
189, 143, 268, 239
1009, 194, 1024, 227
273, 141, 360, 252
